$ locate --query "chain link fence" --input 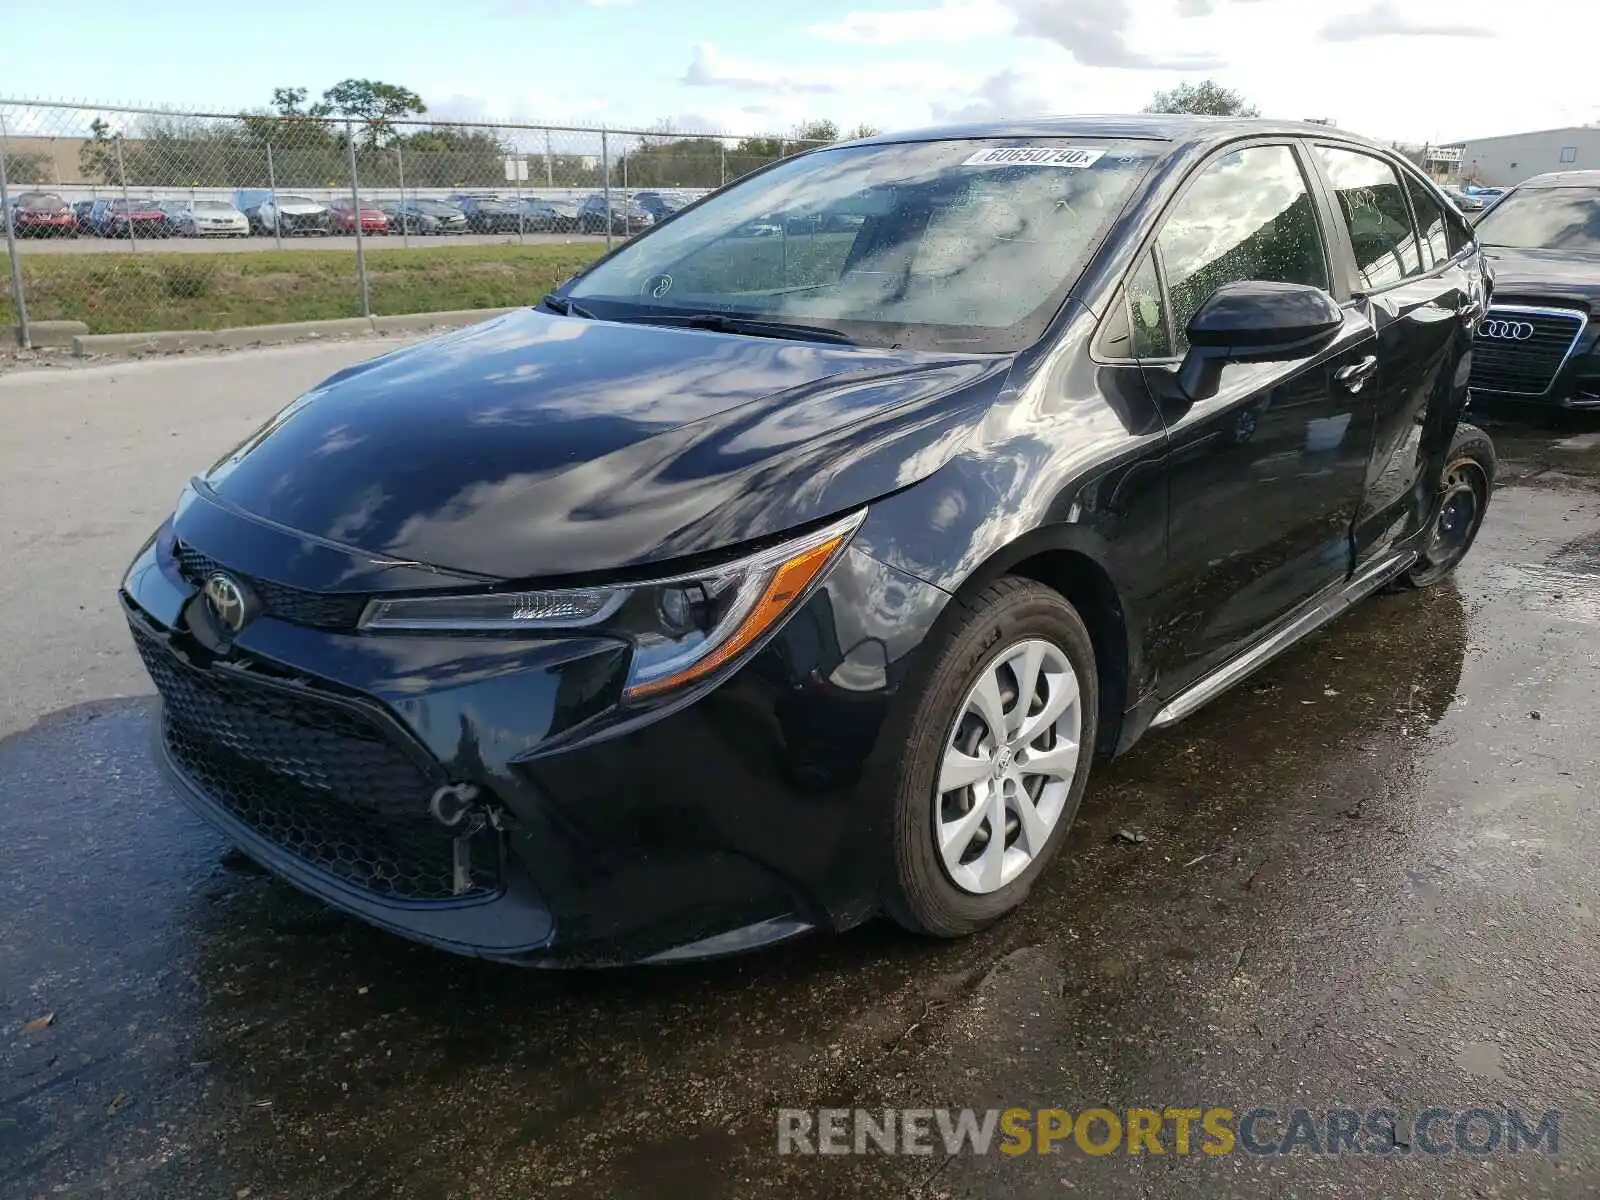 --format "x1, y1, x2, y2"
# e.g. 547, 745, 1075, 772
1, 99, 831, 345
